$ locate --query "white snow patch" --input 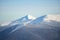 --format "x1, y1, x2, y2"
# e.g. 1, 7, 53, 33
28, 15, 36, 20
